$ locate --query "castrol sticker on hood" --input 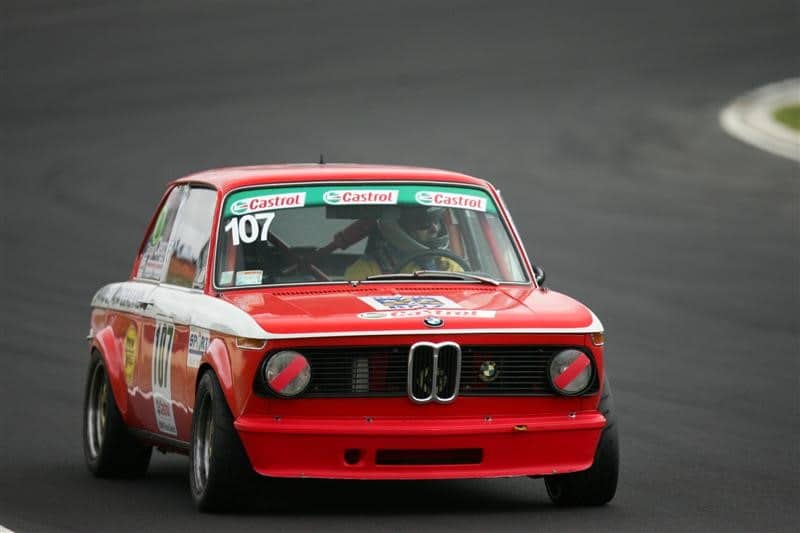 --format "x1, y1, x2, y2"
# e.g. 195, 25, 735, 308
357, 295, 496, 320
359, 295, 460, 311
358, 309, 496, 320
